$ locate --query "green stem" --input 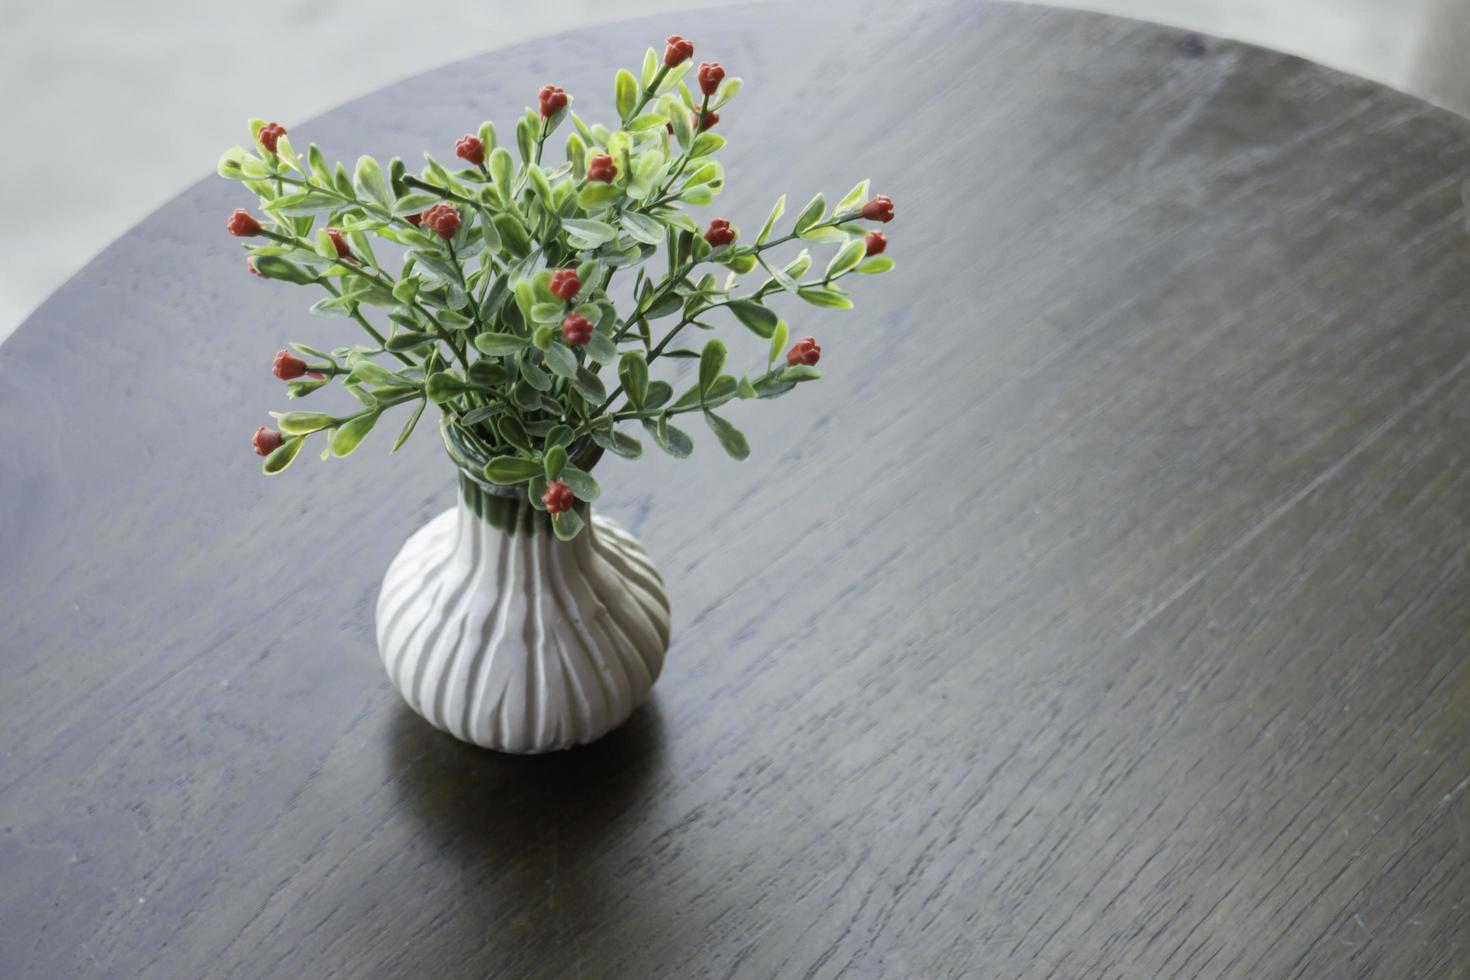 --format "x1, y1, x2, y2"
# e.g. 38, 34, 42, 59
626, 64, 670, 124
402, 174, 476, 207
